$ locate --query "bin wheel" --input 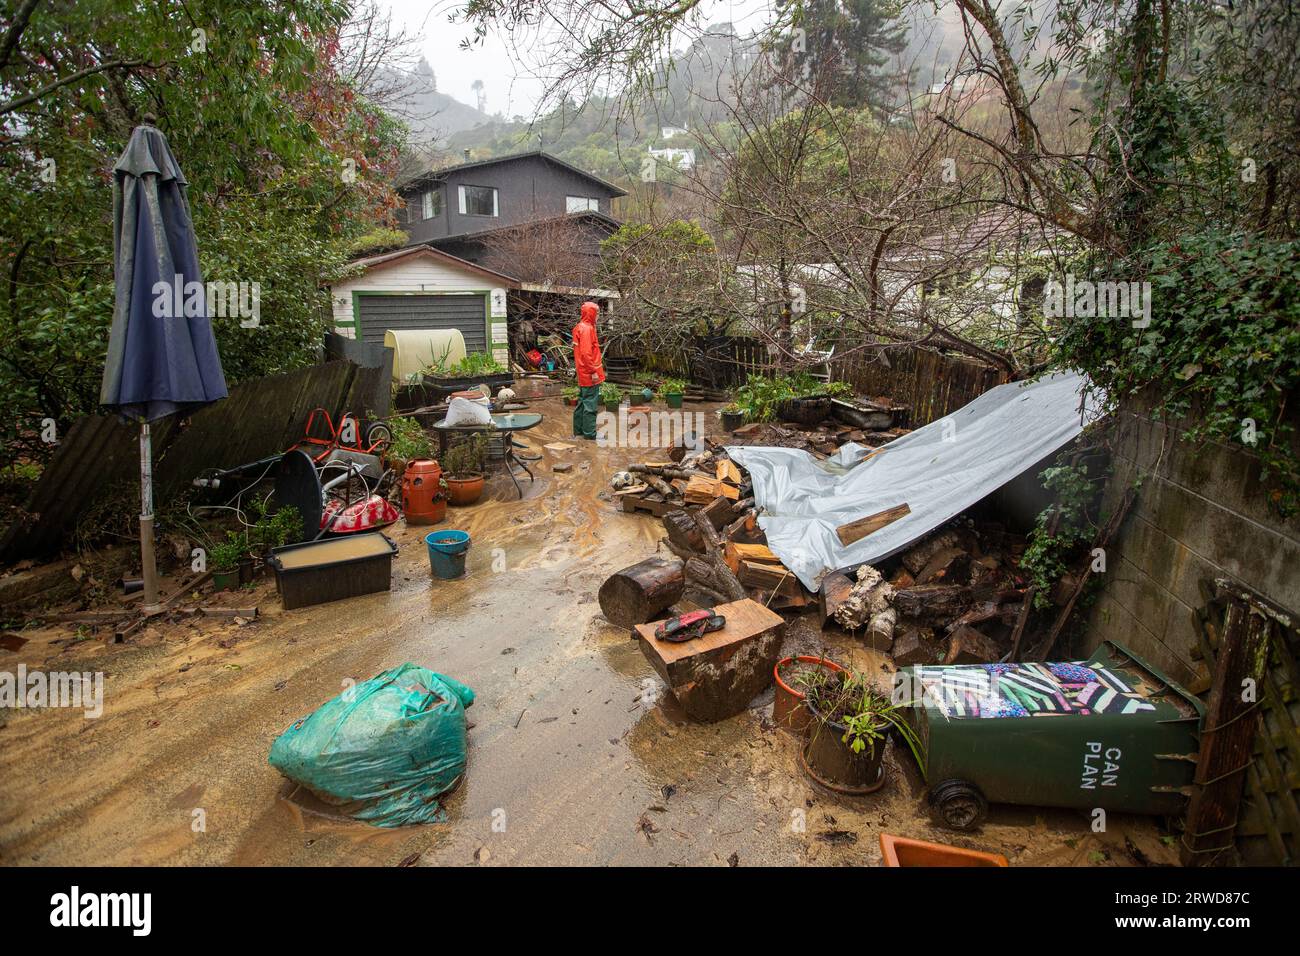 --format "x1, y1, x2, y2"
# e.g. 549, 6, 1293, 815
930, 779, 987, 830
